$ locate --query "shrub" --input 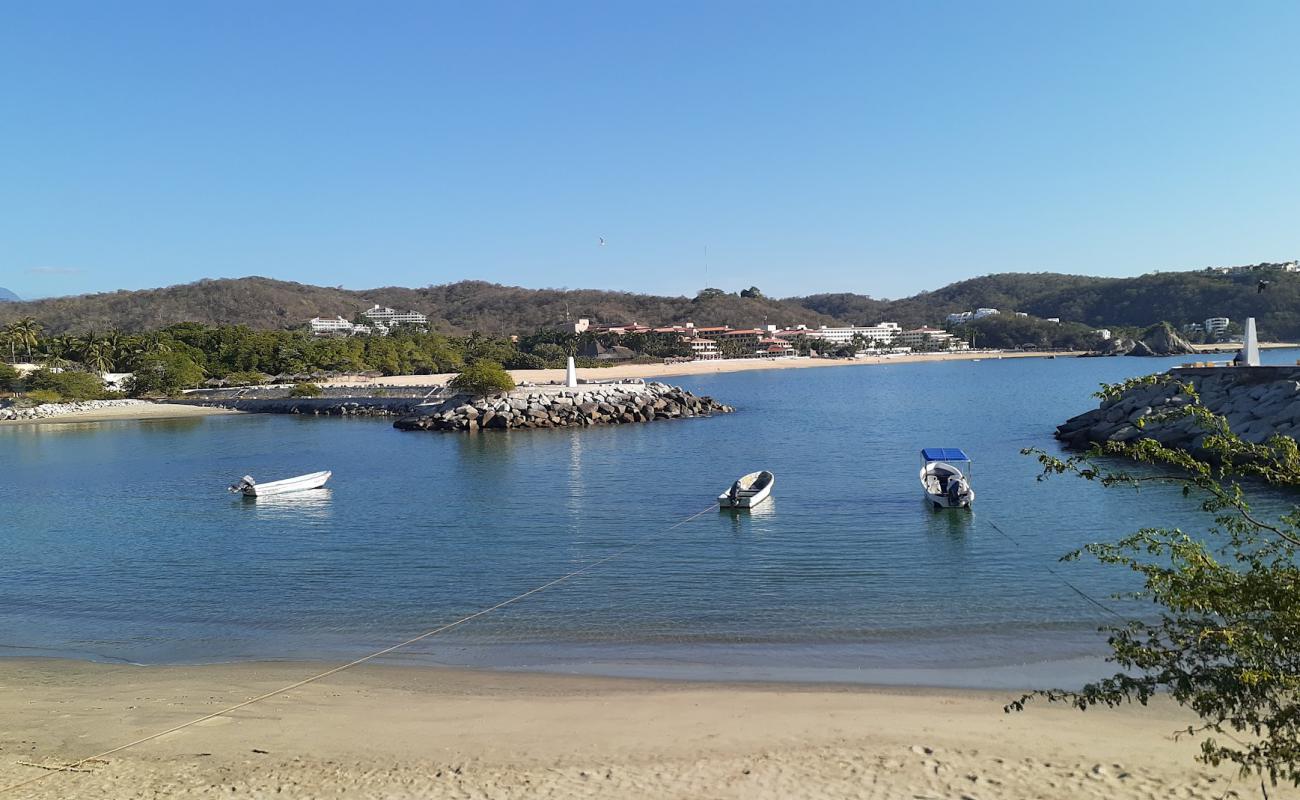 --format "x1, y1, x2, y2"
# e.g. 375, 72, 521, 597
288, 382, 323, 398
25, 389, 63, 405
449, 360, 515, 396
0, 362, 19, 393
26, 369, 110, 402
